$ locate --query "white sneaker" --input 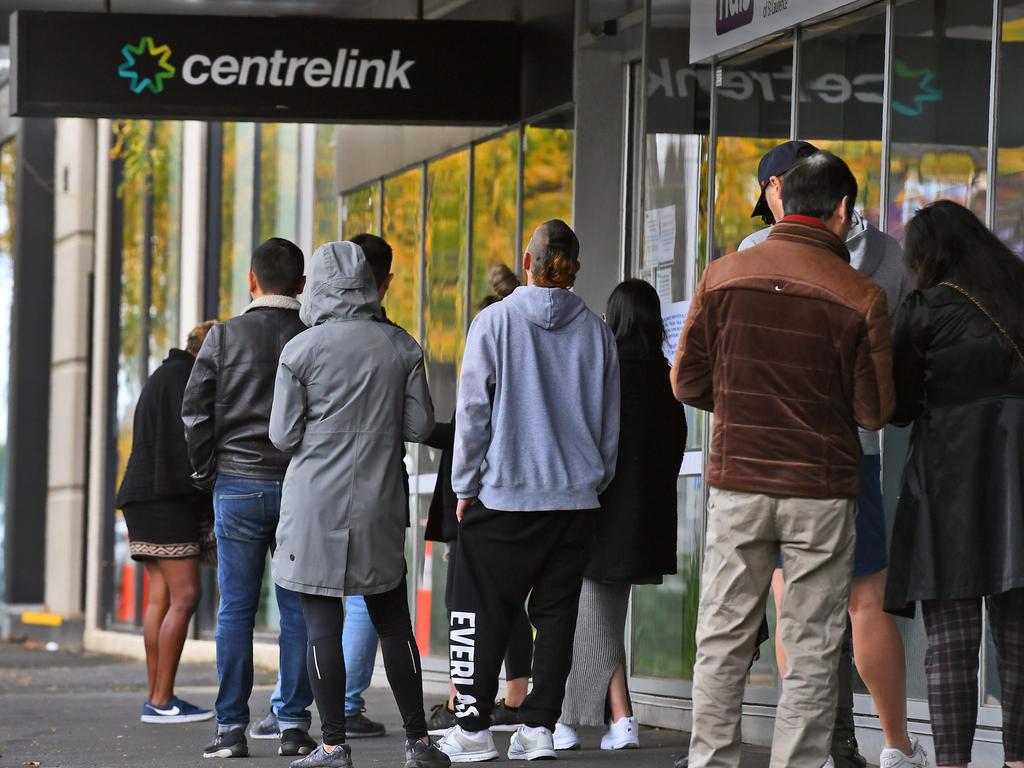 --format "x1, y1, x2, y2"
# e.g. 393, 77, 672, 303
823, 758, 835, 768
600, 715, 639, 750
553, 723, 580, 751
508, 726, 557, 761
437, 725, 499, 763
880, 736, 931, 768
